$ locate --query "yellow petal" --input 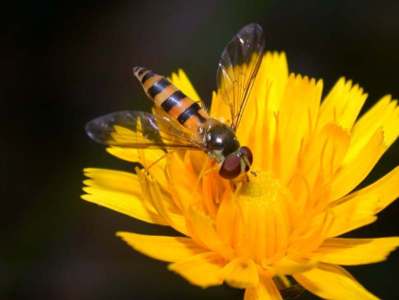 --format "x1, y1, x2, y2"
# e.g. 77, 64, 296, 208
222, 257, 259, 288
348, 166, 399, 214
106, 146, 164, 165
261, 52, 289, 114
83, 168, 141, 193
318, 78, 367, 130
82, 168, 164, 225
299, 123, 350, 188
136, 169, 187, 234
106, 147, 168, 189
318, 124, 351, 177
237, 52, 288, 152
117, 231, 205, 262
107, 146, 139, 162
330, 128, 385, 200
275, 74, 323, 182
166, 152, 203, 211
315, 237, 399, 265
294, 264, 378, 300
327, 166, 399, 237
186, 206, 234, 259
168, 252, 225, 288
244, 277, 283, 300
234, 172, 291, 262
272, 257, 316, 275
169, 69, 201, 101
330, 95, 398, 201
211, 52, 288, 139
215, 189, 240, 248
289, 210, 335, 255
349, 95, 399, 157
253, 52, 289, 171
